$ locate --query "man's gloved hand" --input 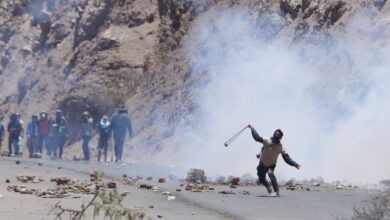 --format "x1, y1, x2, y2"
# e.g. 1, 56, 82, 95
294, 163, 301, 170
256, 154, 260, 159
247, 124, 253, 129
